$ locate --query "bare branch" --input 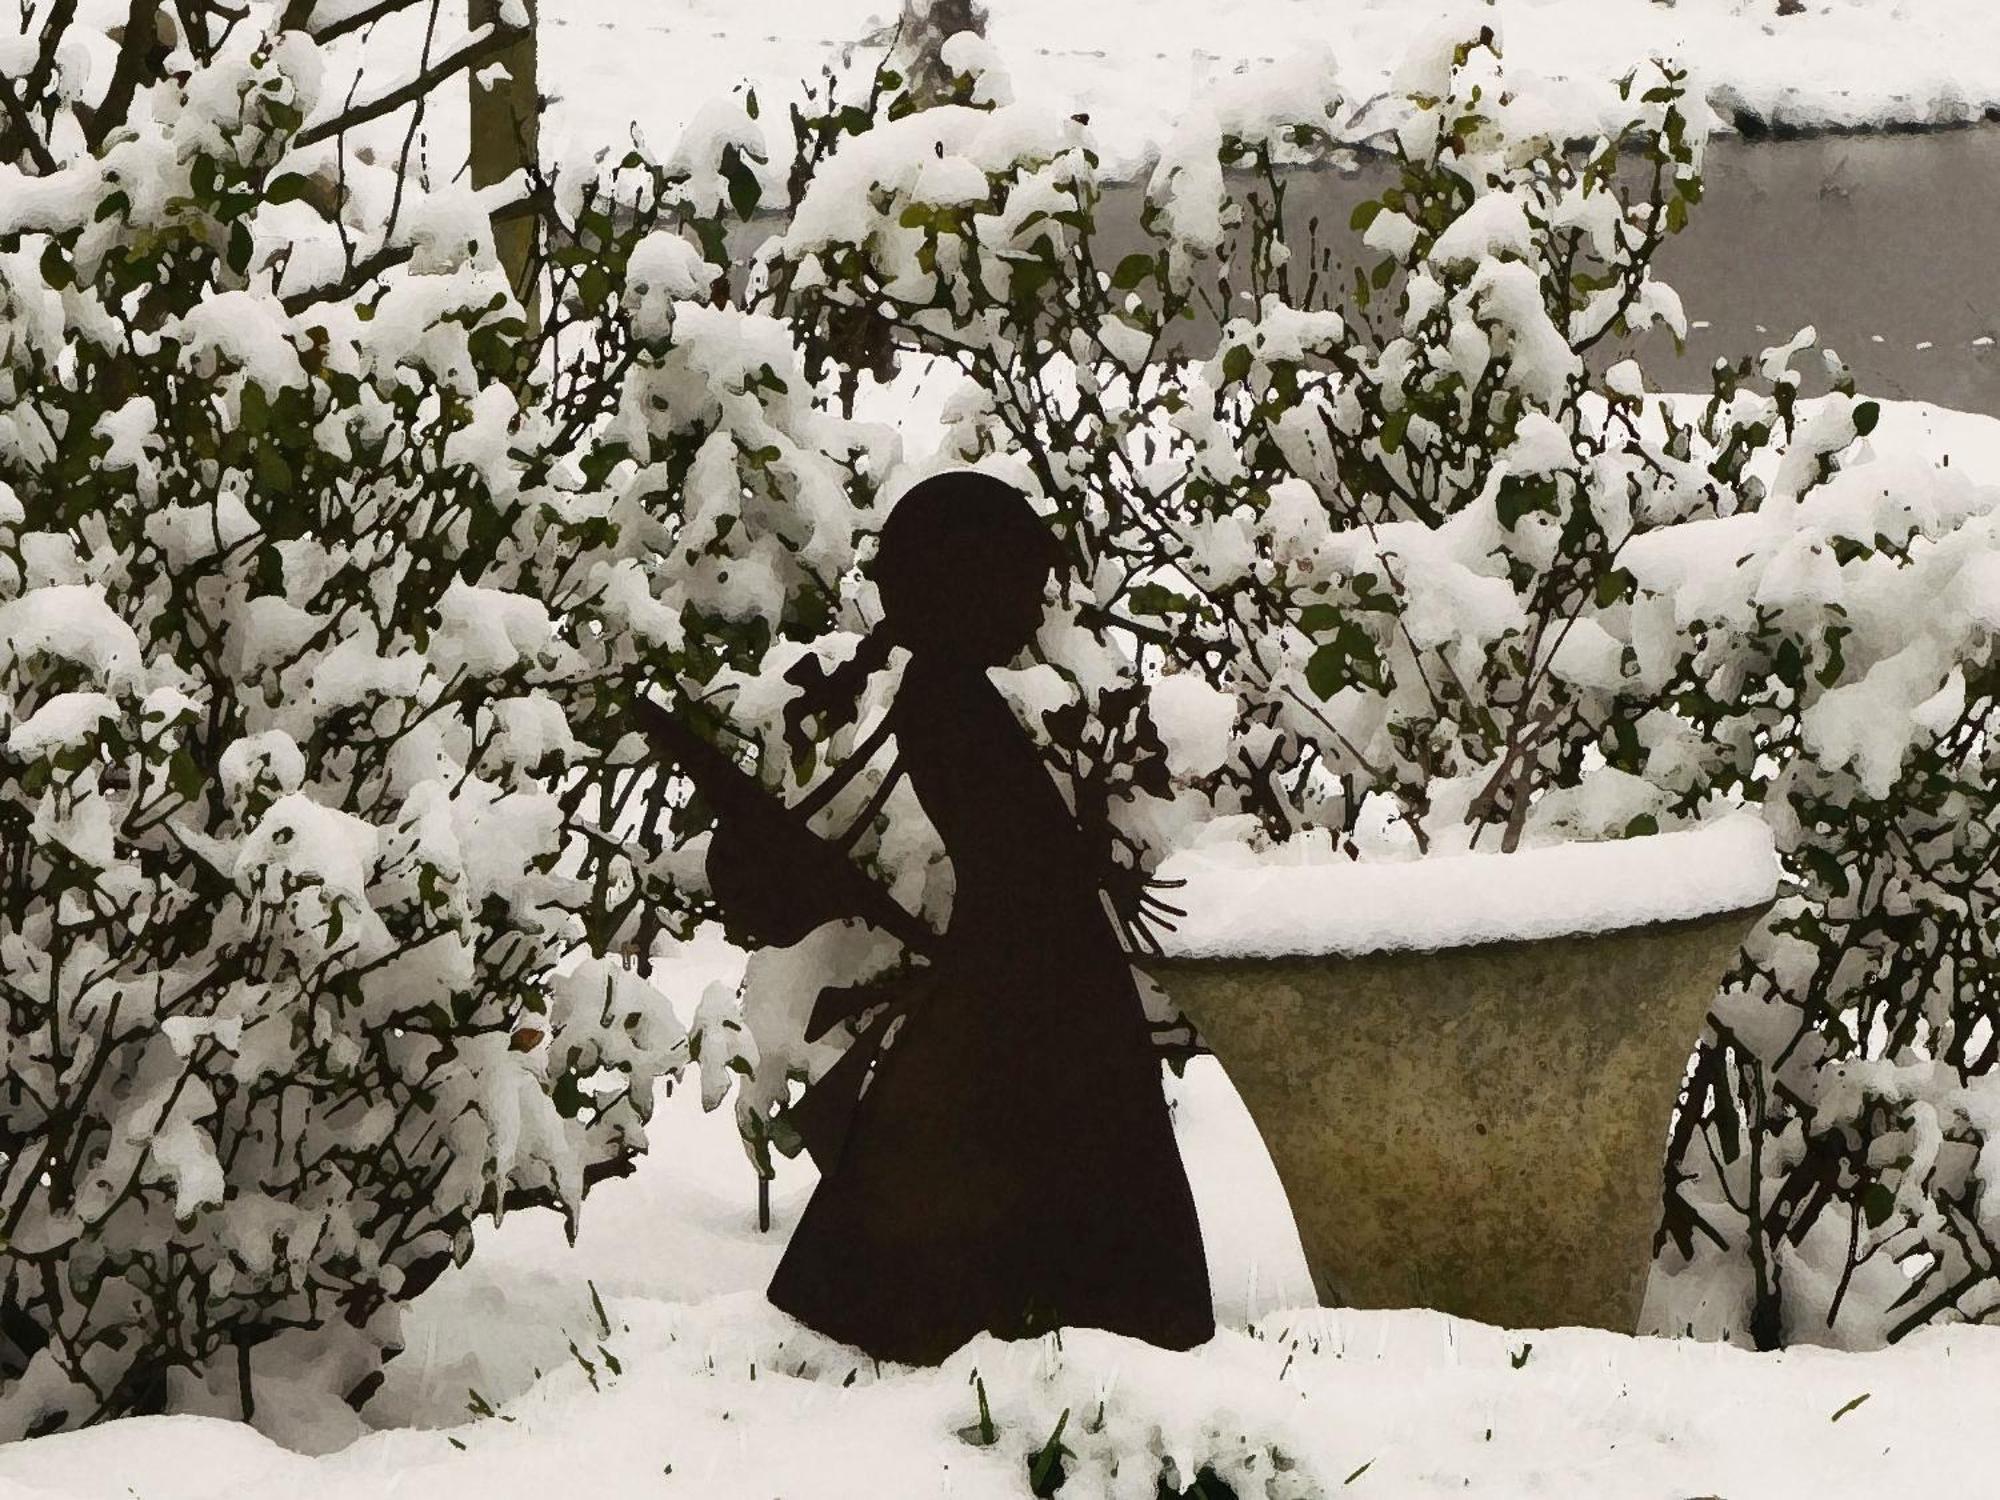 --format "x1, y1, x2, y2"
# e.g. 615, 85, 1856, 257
306, 0, 425, 44
81, 0, 165, 152
26, 0, 78, 103
293, 18, 526, 149
0, 72, 59, 174
278, 240, 415, 315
